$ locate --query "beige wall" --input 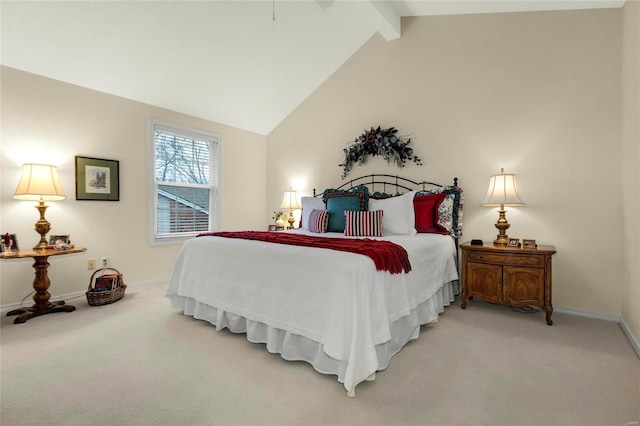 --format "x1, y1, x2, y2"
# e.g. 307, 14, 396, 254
0, 67, 267, 305
622, 1, 640, 346
268, 9, 627, 320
